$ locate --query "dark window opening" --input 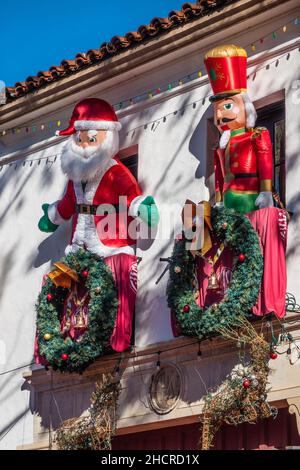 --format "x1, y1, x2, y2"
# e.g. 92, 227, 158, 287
256, 100, 286, 205
121, 153, 138, 180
